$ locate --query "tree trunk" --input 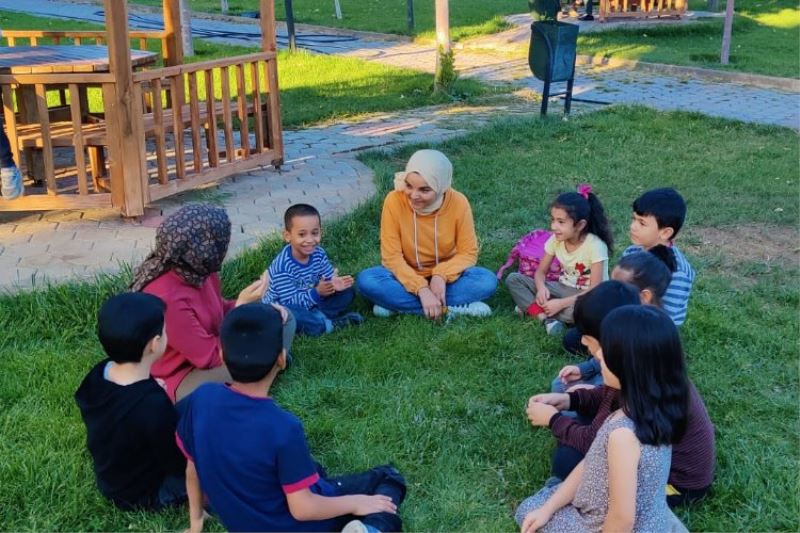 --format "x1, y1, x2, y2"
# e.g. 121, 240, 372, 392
720, 0, 734, 64
407, 0, 415, 32
179, 0, 194, 56
434, 0, 450, 55
221, 0, 229, 15
333, 0, 342, 19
